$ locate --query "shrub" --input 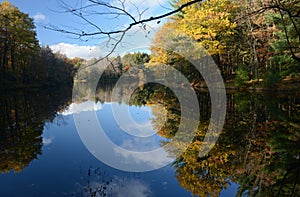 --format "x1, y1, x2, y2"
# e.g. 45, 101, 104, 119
234, 65, 249, 87
264, 67, 280, 88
